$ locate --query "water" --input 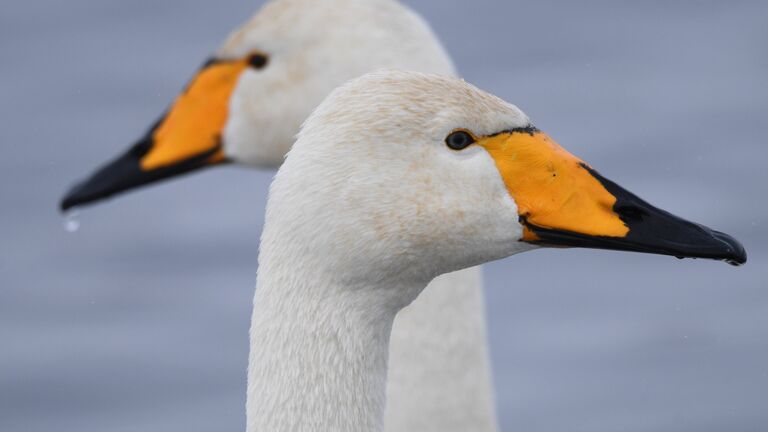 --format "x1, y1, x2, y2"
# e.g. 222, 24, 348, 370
63, 211, 80, 233
1, 1, 767, 432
